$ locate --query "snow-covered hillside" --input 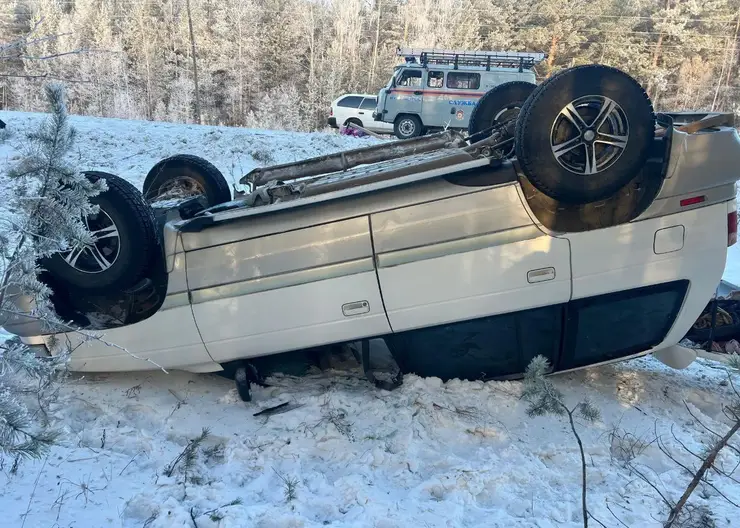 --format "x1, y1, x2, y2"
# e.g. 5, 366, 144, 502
1, 112, 739, 528
0, 110, 381, 193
